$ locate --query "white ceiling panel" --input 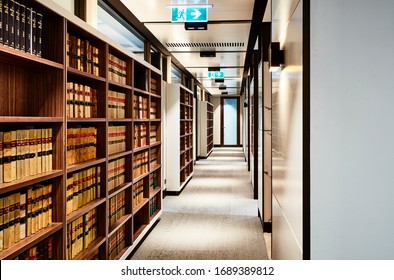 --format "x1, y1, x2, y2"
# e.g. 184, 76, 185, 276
120, 0, 255, 97
121, 0, 255, 23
